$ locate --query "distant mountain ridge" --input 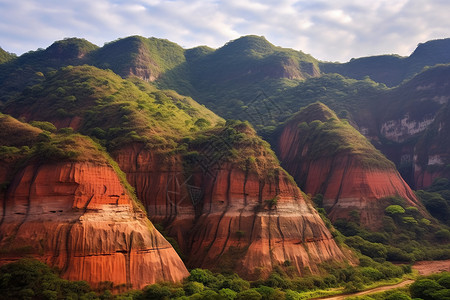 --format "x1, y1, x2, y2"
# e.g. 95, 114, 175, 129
2, 35, 450, 190
320, 38, 450, 87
